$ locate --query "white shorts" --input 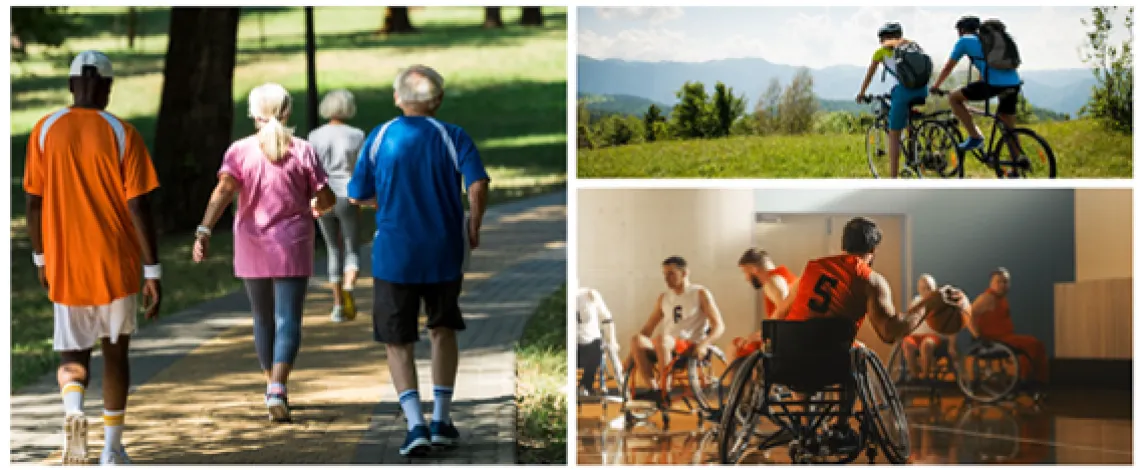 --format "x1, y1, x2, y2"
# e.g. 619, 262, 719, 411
53, 295, 138, 351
